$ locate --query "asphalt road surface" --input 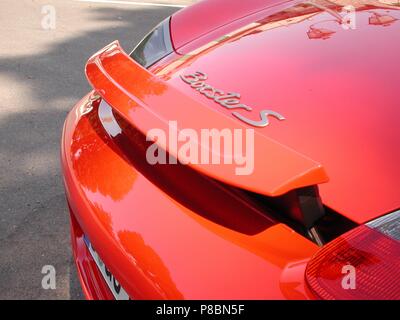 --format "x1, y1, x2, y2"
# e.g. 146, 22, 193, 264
0, 0, 194, 300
